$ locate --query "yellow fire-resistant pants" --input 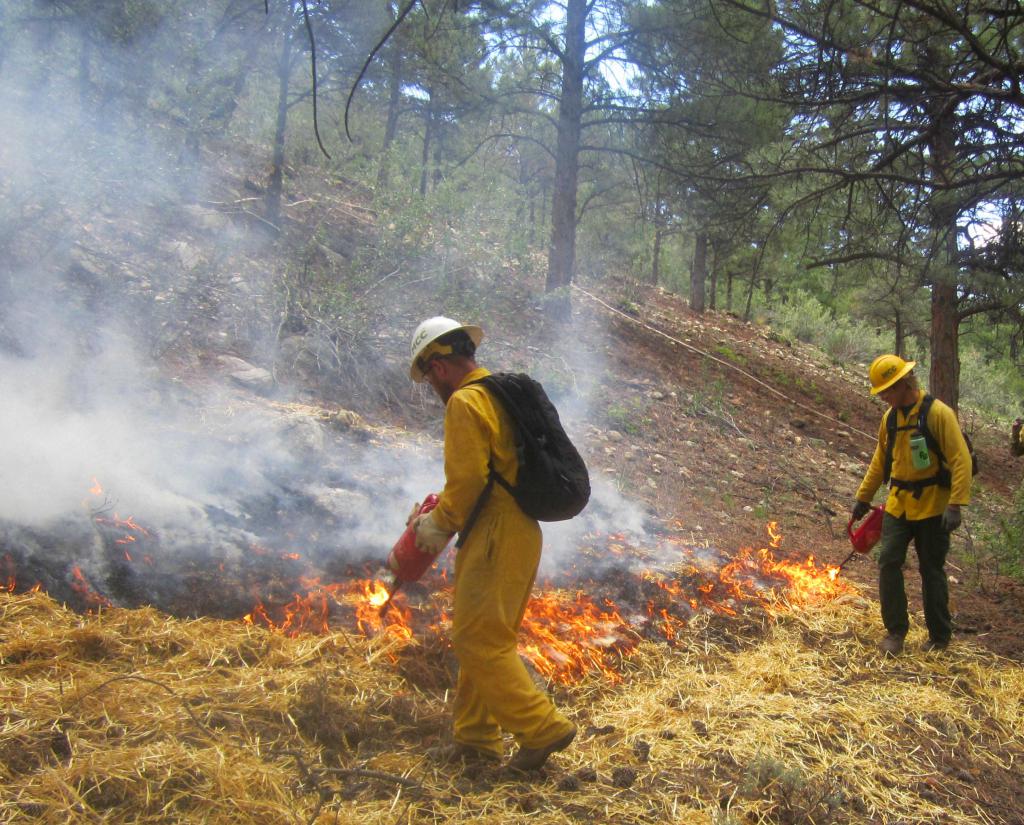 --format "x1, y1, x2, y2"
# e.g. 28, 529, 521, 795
450, 495, 574, 757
